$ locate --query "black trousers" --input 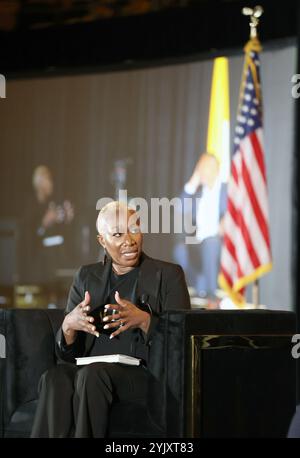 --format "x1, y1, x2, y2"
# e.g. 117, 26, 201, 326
31, 362, 148, 438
